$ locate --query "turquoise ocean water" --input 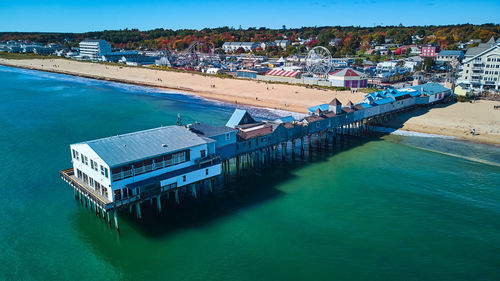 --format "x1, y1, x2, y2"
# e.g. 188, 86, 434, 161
0, 65, 499, 280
